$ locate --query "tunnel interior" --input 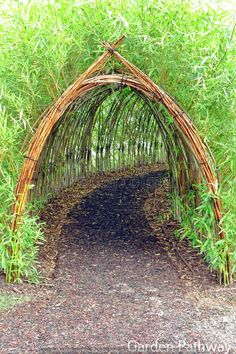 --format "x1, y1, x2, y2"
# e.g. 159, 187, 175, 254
29, 83, 197, 225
